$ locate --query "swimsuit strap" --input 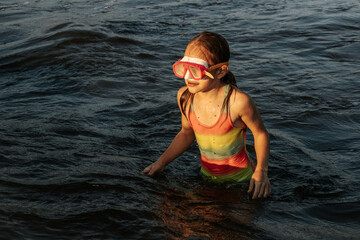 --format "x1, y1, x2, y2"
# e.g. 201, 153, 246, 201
222, 84, 230, 114
223, 84, 229, 101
